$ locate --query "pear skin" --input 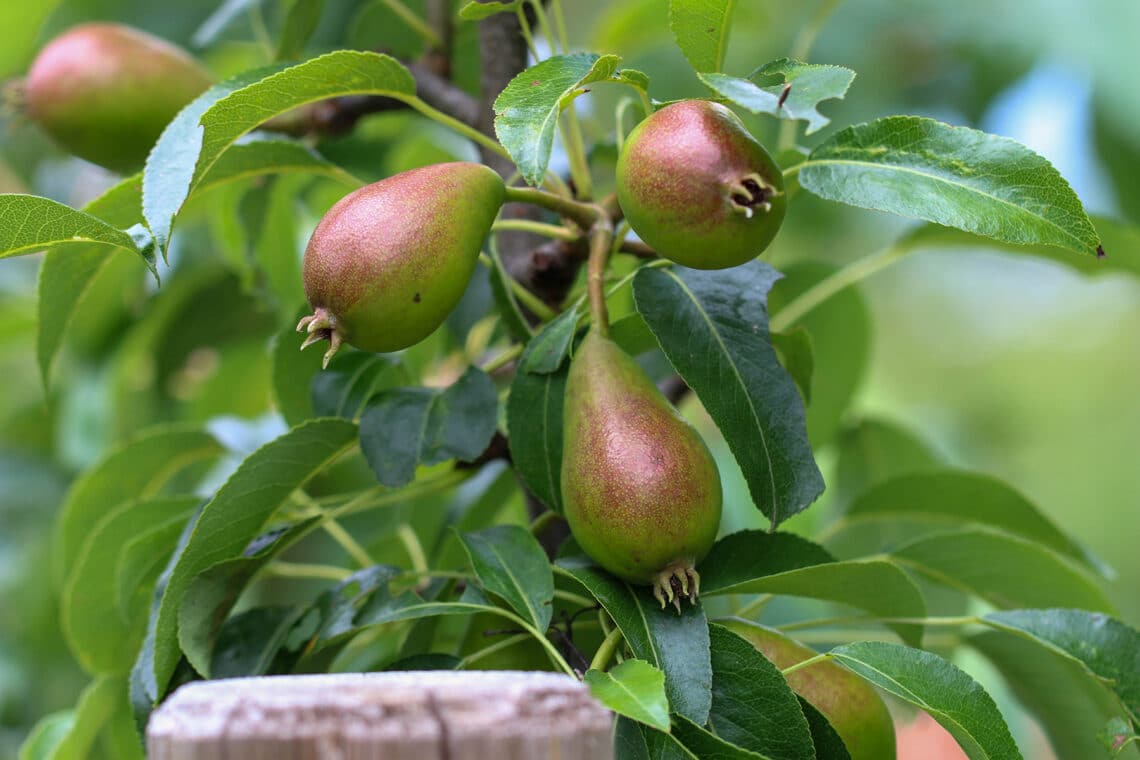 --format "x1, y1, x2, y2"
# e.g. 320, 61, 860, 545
561, 331, 722, 608
723, 619, 897, 760
299, 162, 505, 364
